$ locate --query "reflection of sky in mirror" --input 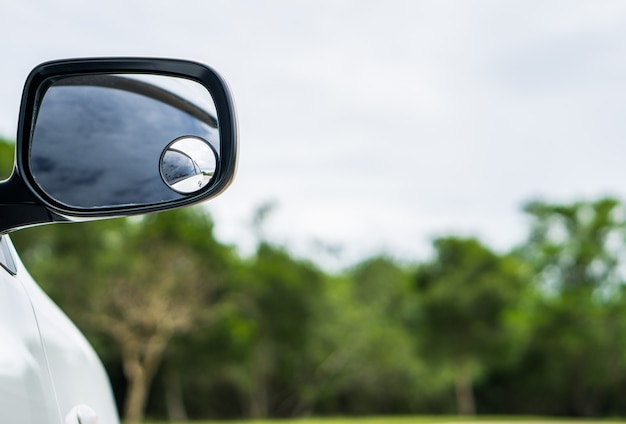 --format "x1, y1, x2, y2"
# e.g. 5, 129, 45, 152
124, 74, 217, 118
169, 137, 217, 172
